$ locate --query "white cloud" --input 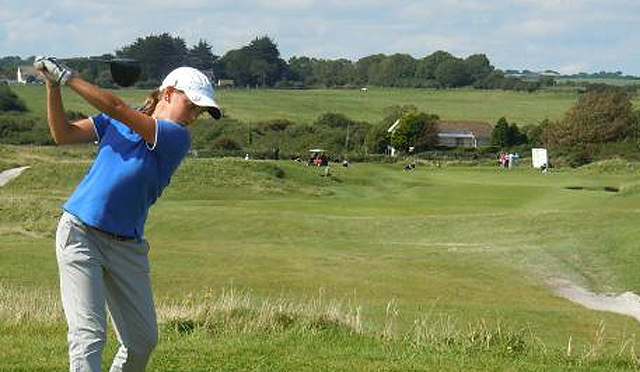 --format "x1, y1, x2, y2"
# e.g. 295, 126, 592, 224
1, 0, 639, 74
